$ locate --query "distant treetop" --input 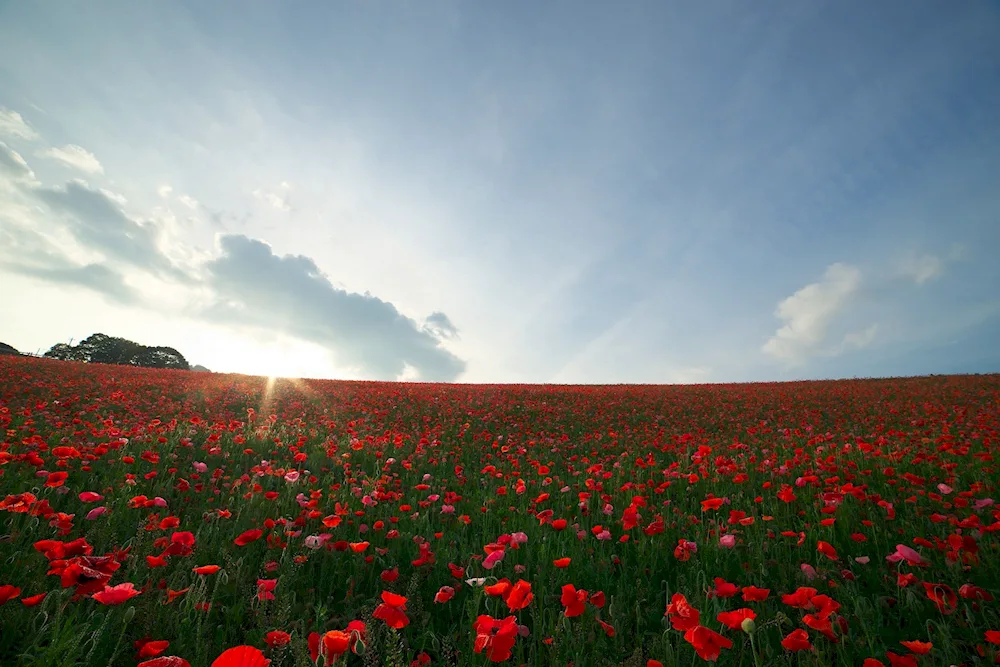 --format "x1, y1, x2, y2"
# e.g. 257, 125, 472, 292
43, 333, 190, 370
0, 342, 21, 356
